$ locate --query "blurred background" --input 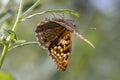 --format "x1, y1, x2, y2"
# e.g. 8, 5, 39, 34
0, 0, 120, 80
